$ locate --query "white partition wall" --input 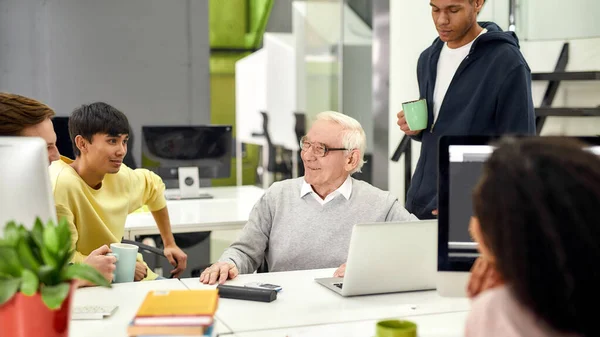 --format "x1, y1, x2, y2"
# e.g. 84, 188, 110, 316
388, 1, 436, 204
235, 49, 267, 186
265, 33, 299, 152
236, 49, 268, 148
235, 33, 298, 186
